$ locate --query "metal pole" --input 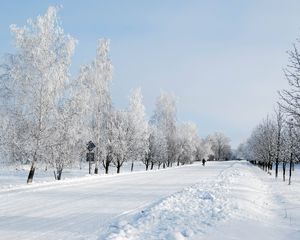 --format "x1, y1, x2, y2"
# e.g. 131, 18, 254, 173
89, 155, 91, 174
